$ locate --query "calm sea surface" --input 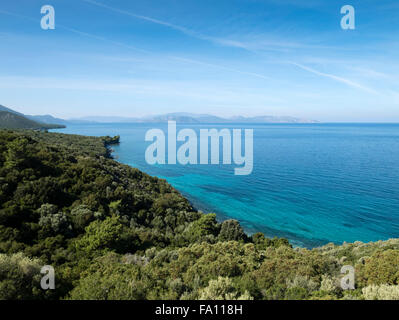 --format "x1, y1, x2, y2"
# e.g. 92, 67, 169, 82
56, 123, 399, 247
